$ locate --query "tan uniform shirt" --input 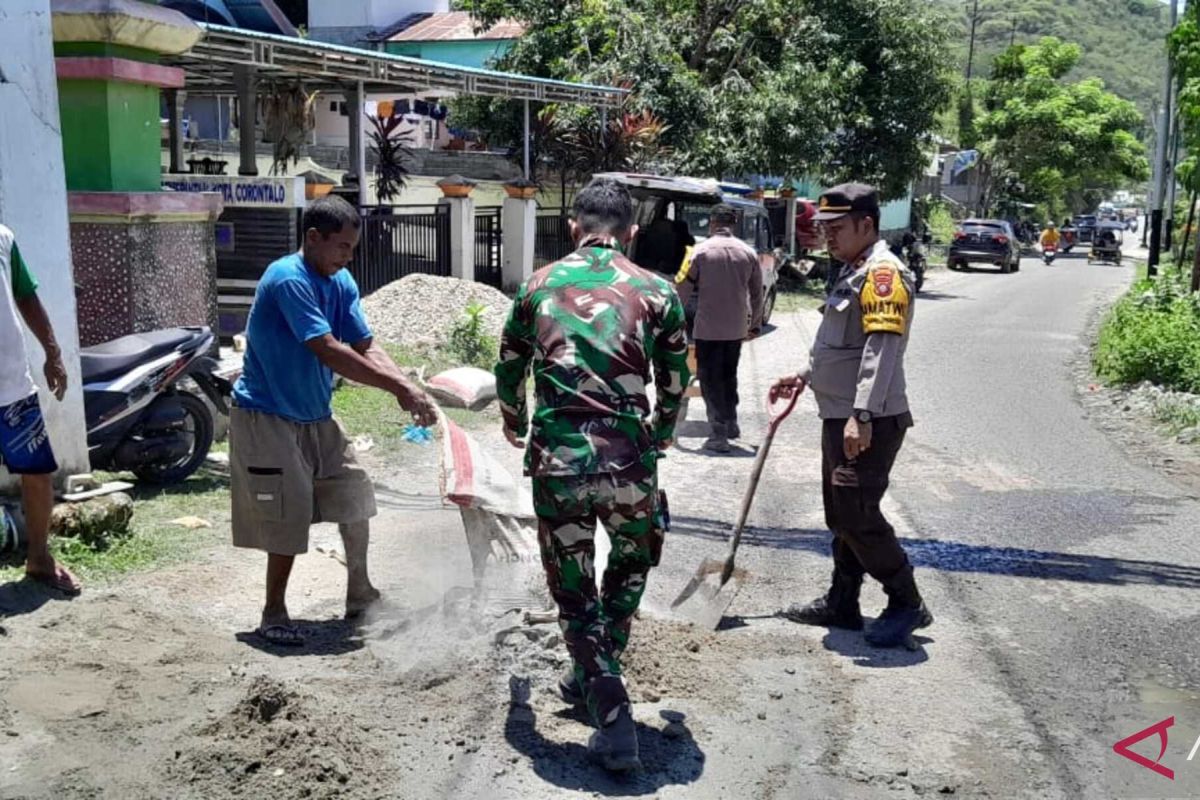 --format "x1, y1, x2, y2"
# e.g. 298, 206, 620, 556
676, 230, 764, 341
803, 239, 913, 420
